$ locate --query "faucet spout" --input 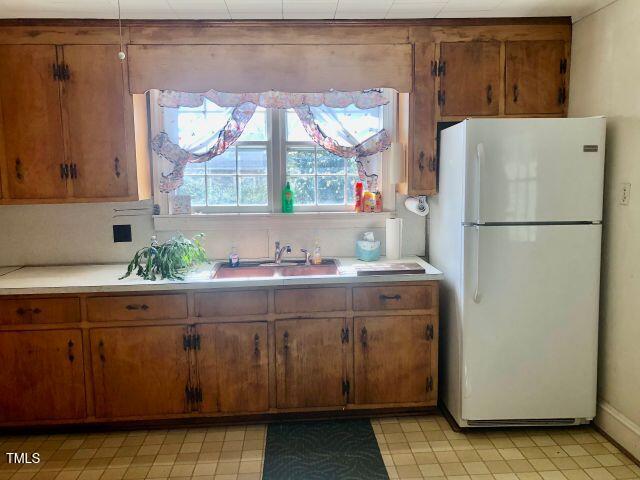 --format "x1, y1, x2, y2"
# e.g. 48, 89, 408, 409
274, 241, 292, 264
